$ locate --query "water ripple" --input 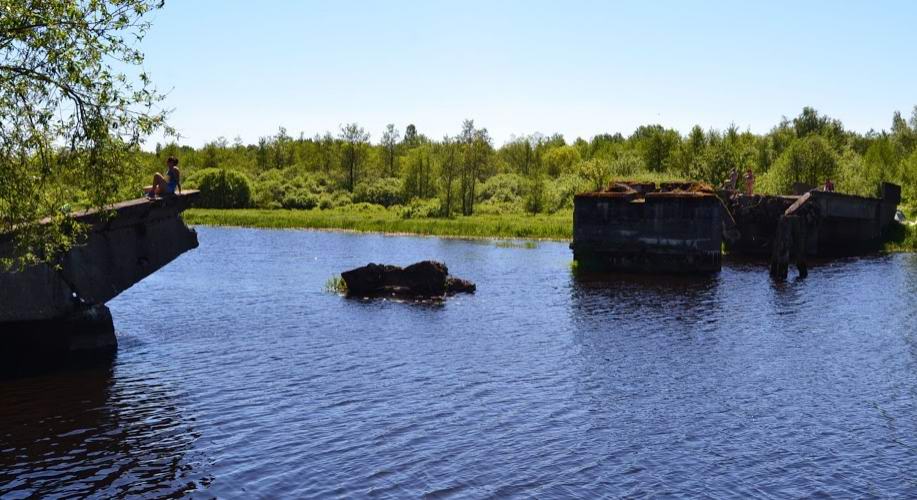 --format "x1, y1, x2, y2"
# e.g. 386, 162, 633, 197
2, 227, 917, 497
